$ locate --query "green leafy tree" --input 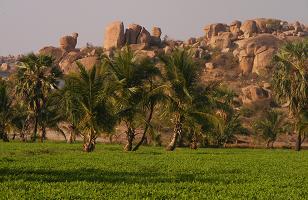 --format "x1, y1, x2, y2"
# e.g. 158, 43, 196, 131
272, 39, 308, 151
253, 110, 287, 148
14, 53, 62, 141
60, 63, 116, 152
